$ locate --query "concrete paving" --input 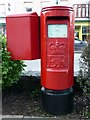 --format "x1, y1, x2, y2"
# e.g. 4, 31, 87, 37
2, 115, 81, 120
22, 52, 82, 77
74, 51, 82, 76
